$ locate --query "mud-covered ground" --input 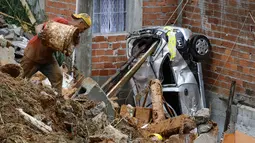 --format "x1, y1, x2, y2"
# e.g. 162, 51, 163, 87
0, 68, 143, 143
